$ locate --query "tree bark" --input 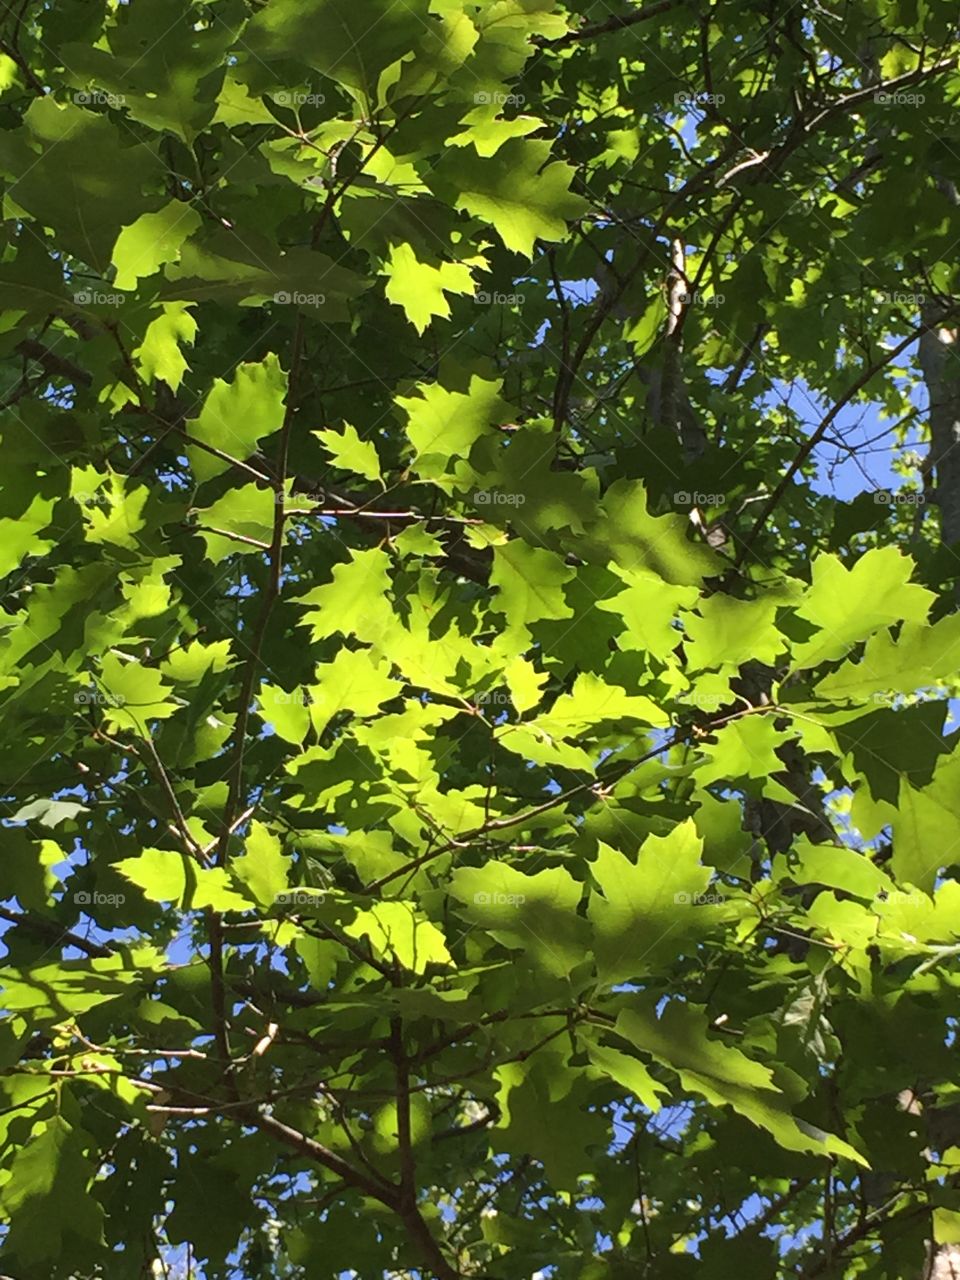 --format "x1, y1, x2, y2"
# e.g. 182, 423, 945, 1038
918, 302, 960, 549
